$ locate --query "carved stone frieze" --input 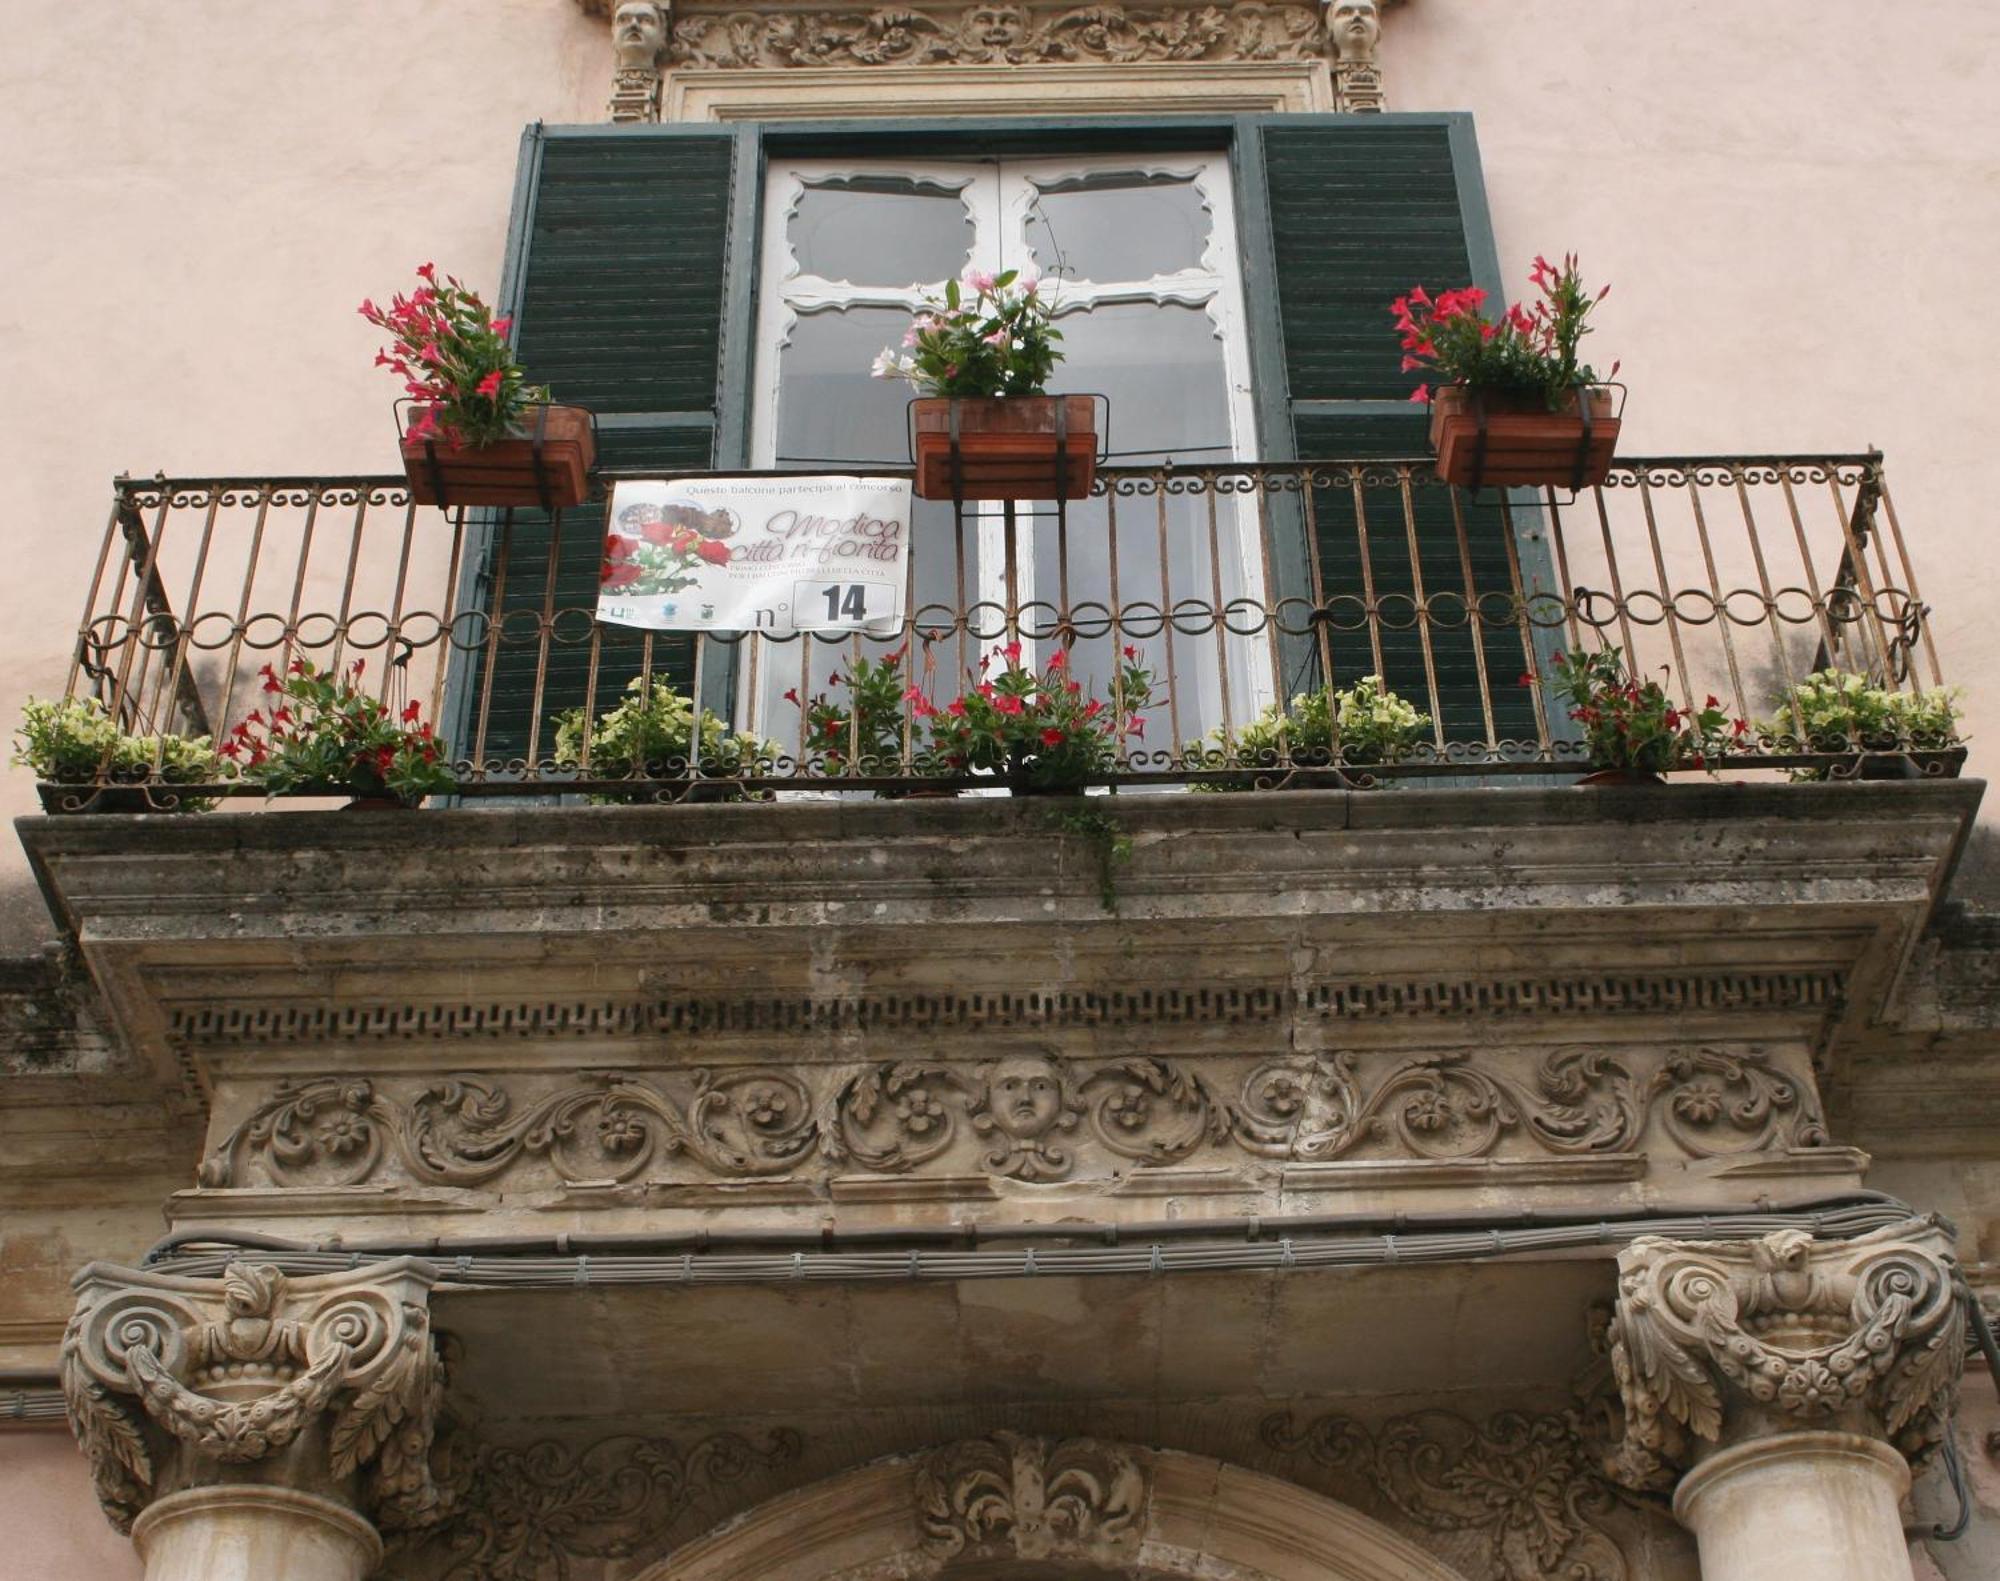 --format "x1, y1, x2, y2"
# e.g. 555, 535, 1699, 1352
916, 1432, 1147, 1564
434, 1430, 802, 1581
61, 1259, 446, 1534
195, 1043, 1830, 1193
1260, 1407, 1631, 1581
1601, 1221, 1965, 1493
